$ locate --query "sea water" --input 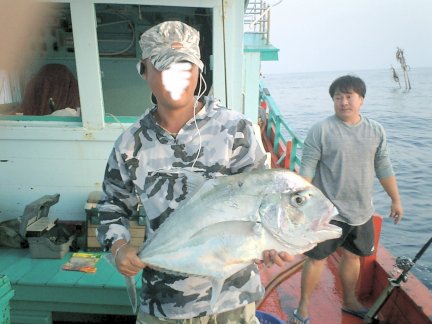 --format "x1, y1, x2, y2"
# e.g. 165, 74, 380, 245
263, 67, 432, 290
